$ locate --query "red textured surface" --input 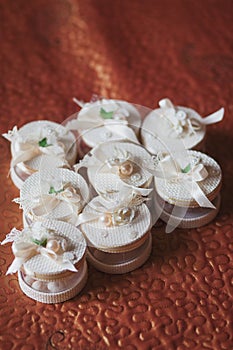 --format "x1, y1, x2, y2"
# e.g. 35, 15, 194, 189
0, 1, 233, 349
